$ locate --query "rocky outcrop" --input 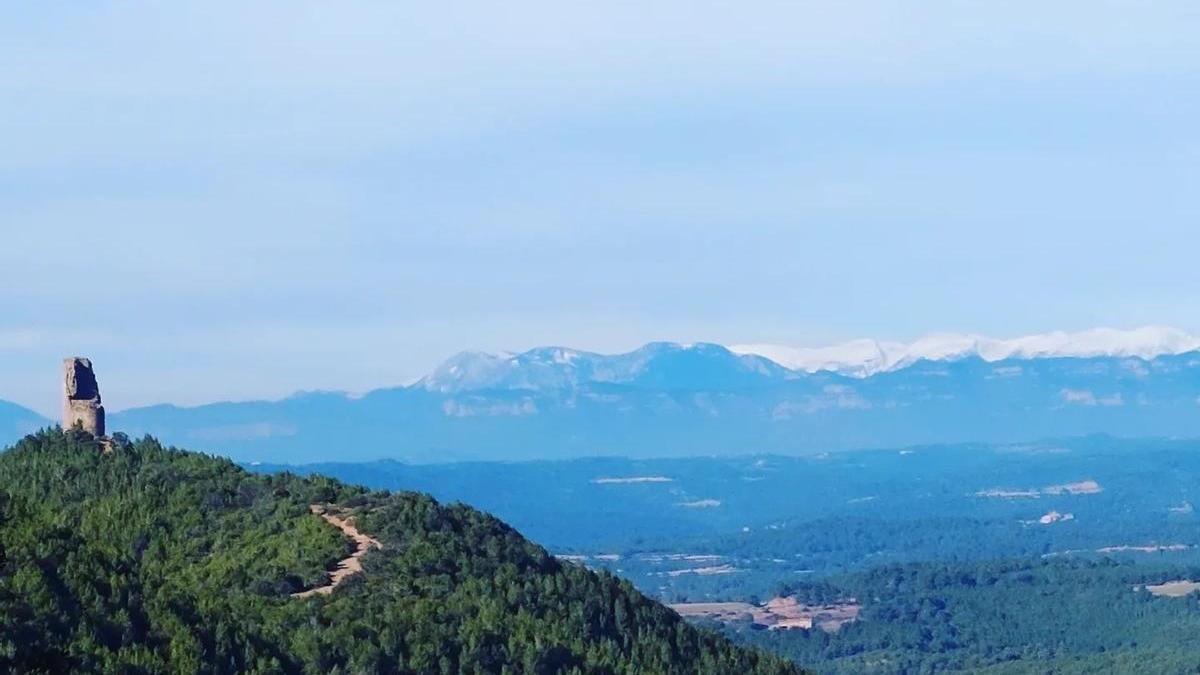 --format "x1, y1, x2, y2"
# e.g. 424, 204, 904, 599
63, 357, 105, 436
